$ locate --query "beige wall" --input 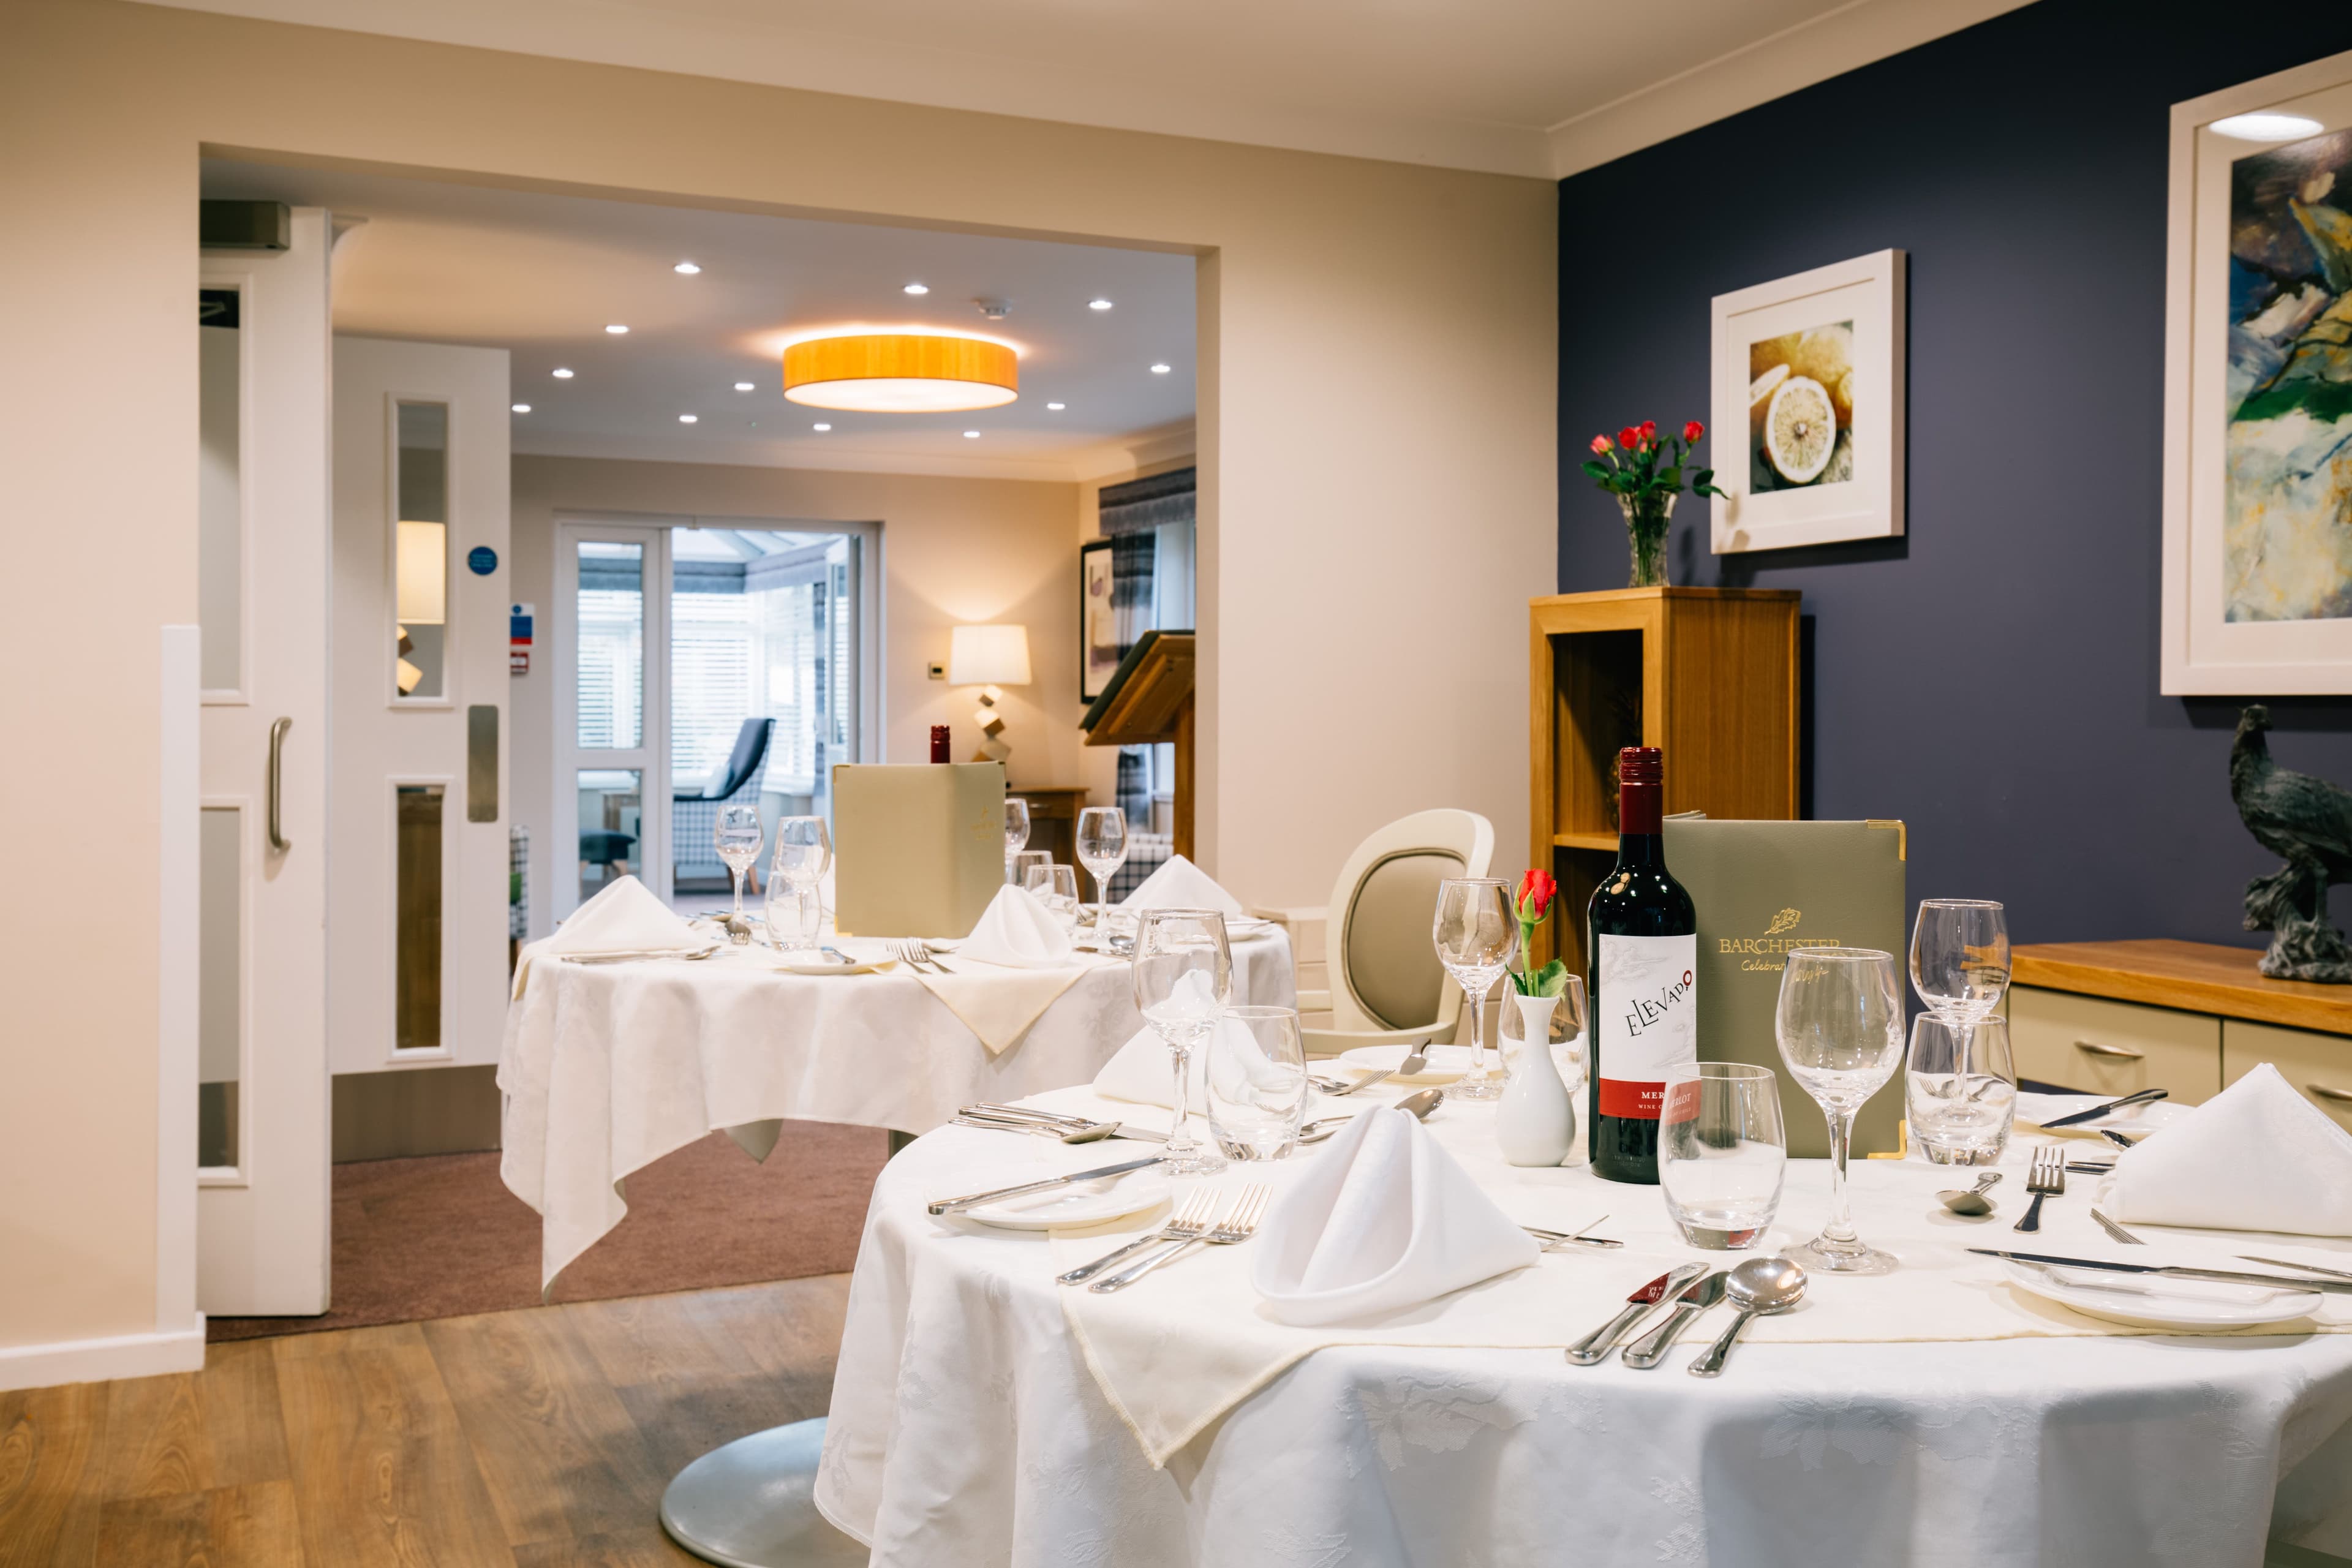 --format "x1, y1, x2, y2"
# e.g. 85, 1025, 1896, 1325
0, 0, 1553, 1358
510, 453, 1082, 924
